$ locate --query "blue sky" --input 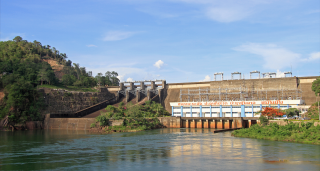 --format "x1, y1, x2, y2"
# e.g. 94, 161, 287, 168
1, 0, 320, 83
